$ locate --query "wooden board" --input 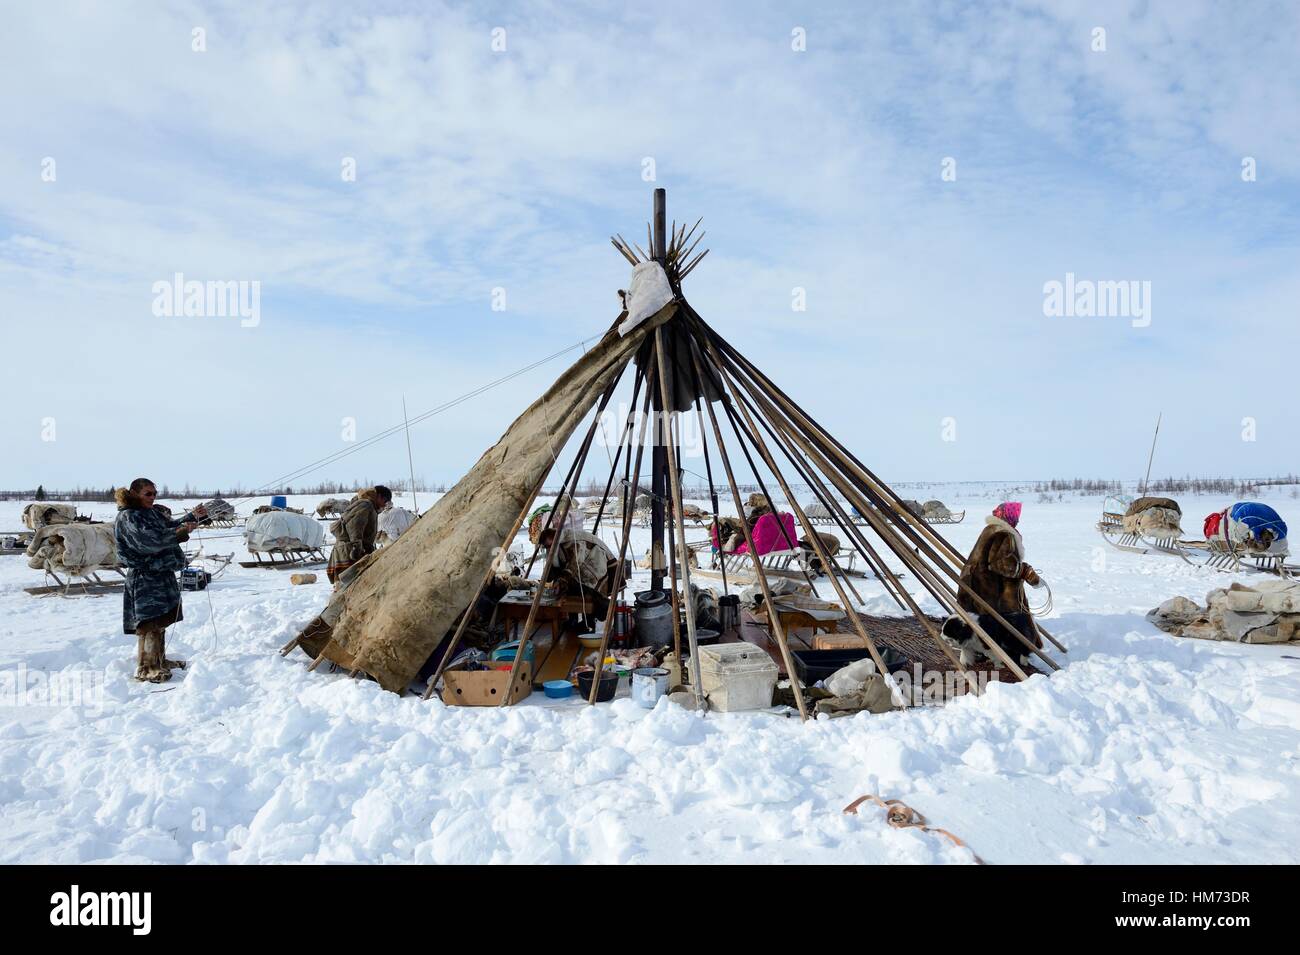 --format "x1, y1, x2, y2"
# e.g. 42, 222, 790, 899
25, 582, 124, 597
532, 633, 584, 686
